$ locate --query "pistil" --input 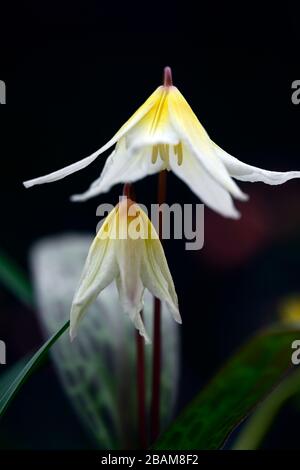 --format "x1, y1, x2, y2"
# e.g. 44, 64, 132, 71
163, 66, 173, 87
